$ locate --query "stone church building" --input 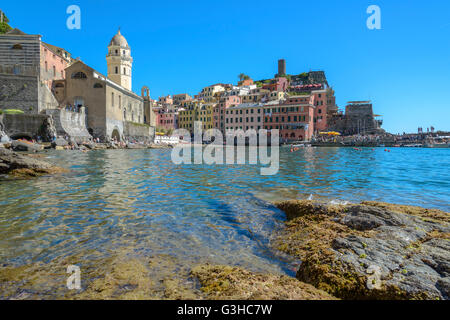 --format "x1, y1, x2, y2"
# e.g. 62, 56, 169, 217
0, 28, 155, 142
54, 29, 154, 141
